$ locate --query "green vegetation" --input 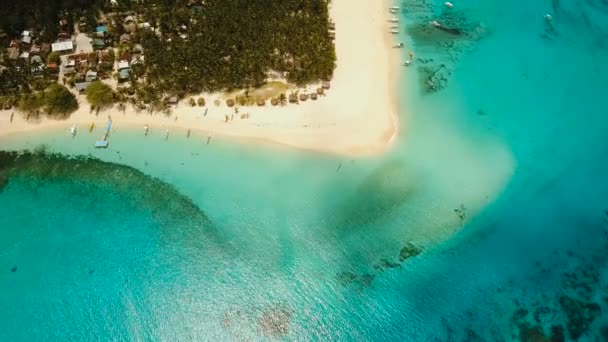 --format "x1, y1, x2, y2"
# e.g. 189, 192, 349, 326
47, 52, 60, 64
17, 93, 44, 117
42, 84, 78, 118
137, 0, 335, 97
17, 84, 78, 119
85, 81, 114, 111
